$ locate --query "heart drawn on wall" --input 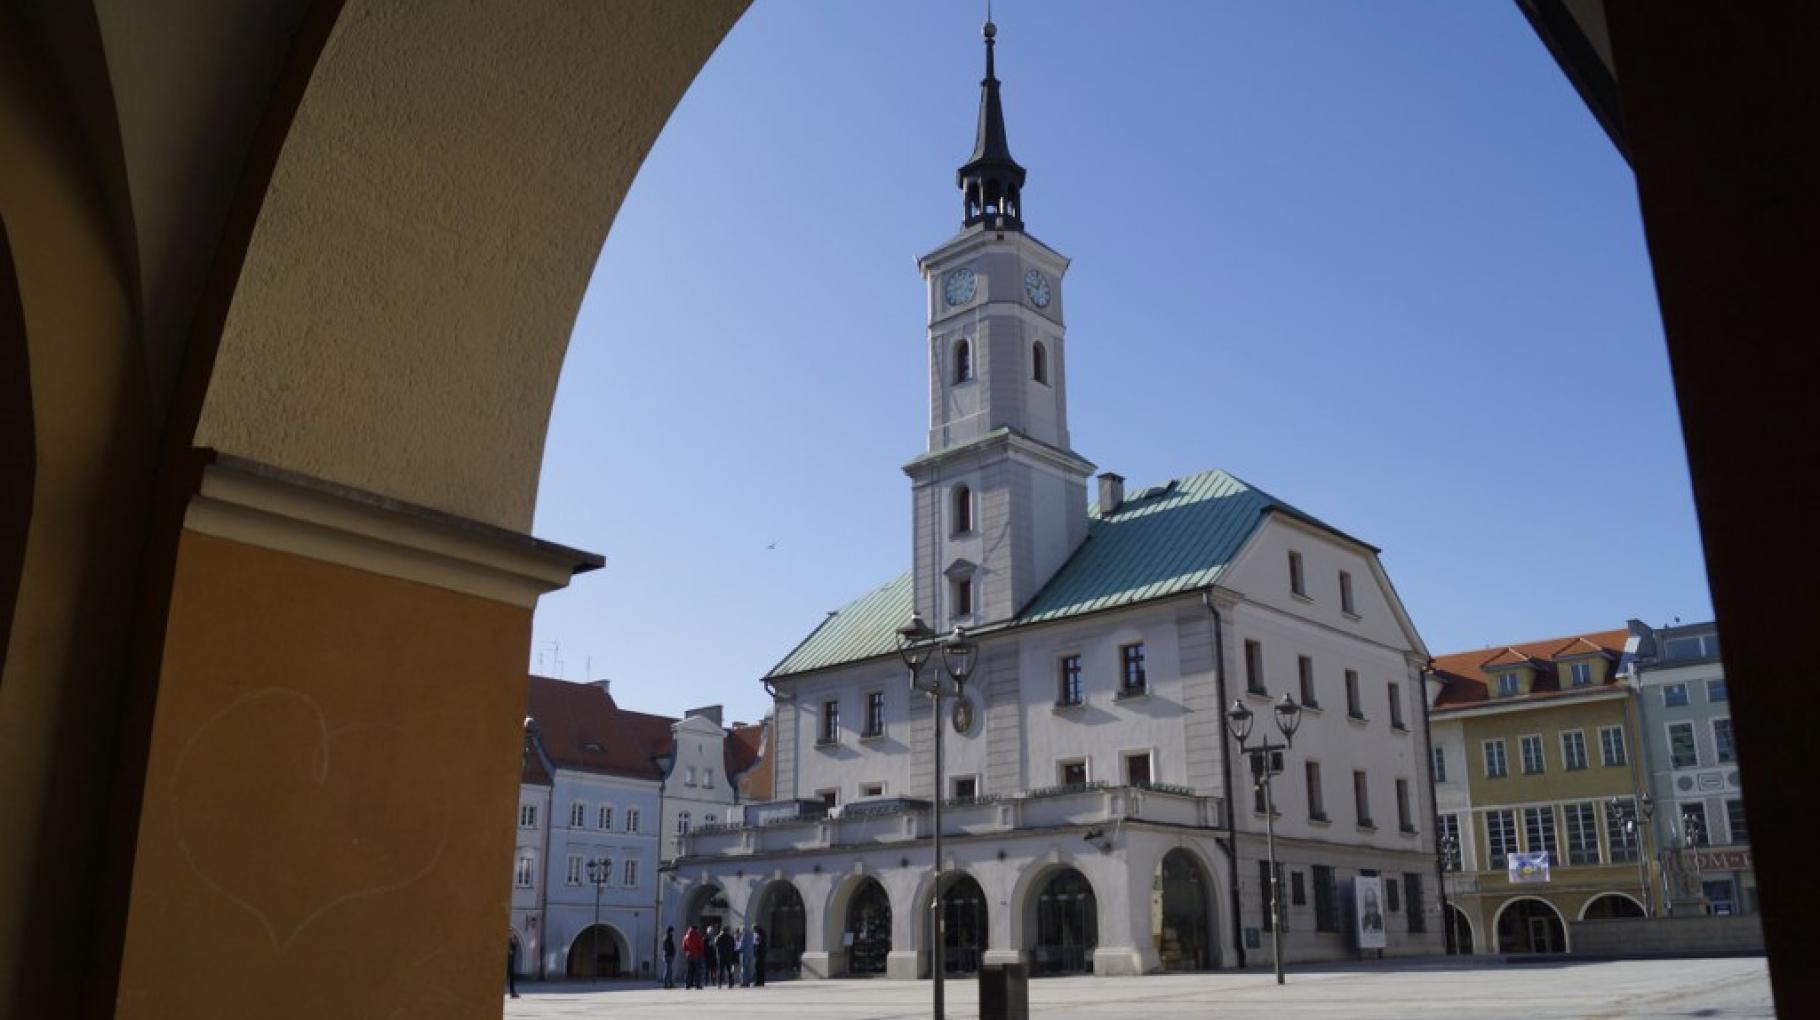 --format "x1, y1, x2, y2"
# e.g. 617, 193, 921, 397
170, 687, 452, 955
